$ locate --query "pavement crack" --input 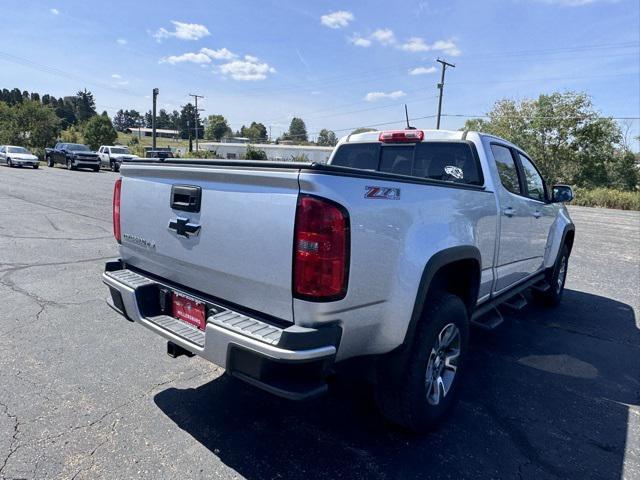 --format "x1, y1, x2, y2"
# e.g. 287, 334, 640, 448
0, 400, 21, 480
0, 192, 110, 225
